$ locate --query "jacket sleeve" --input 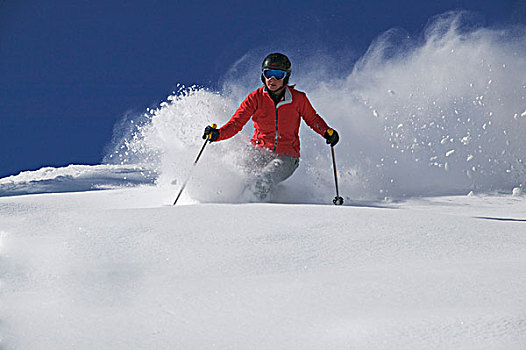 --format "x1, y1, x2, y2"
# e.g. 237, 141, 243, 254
300, 93, 330, 136
217, 92, 257, 141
